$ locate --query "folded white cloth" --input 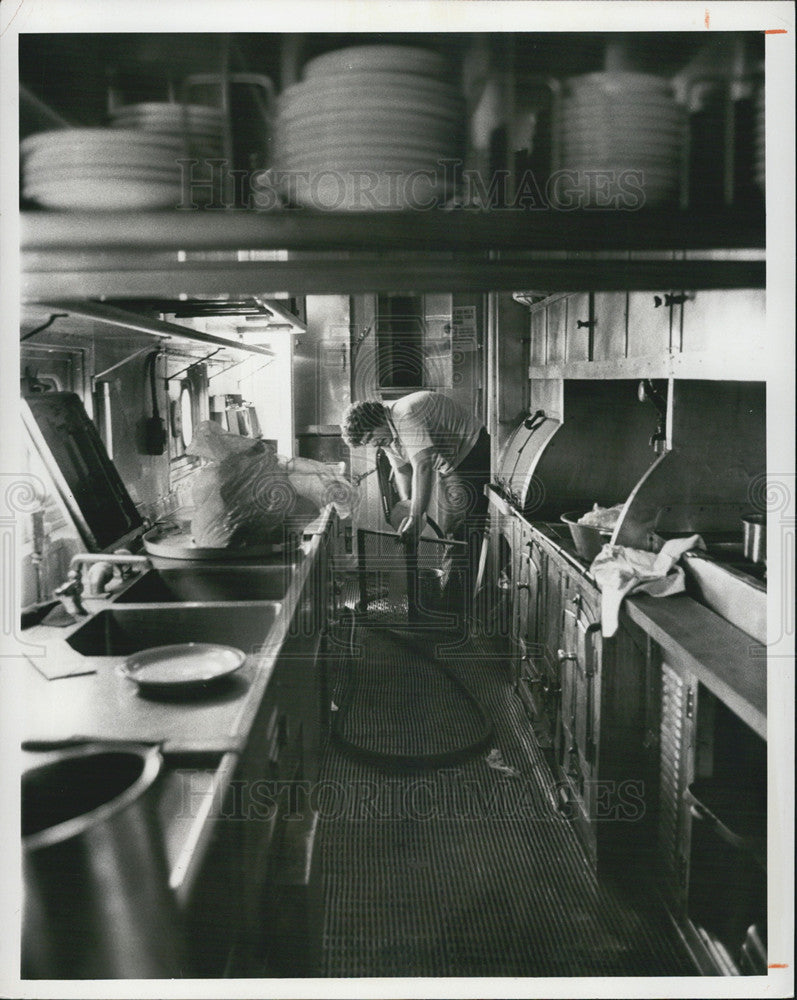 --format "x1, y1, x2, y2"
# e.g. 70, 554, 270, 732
590, 534, 706, 637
